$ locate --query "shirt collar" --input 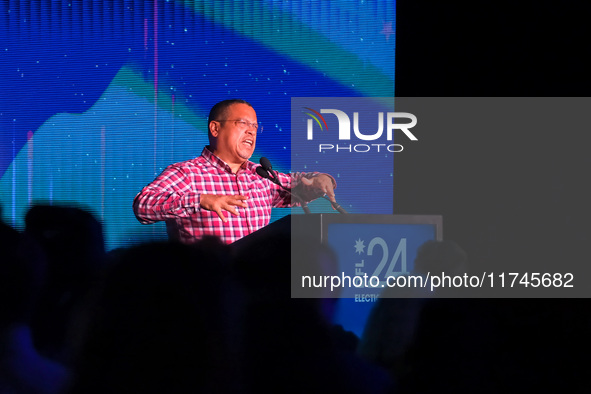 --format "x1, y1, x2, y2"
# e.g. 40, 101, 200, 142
202, 146, 256, 174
